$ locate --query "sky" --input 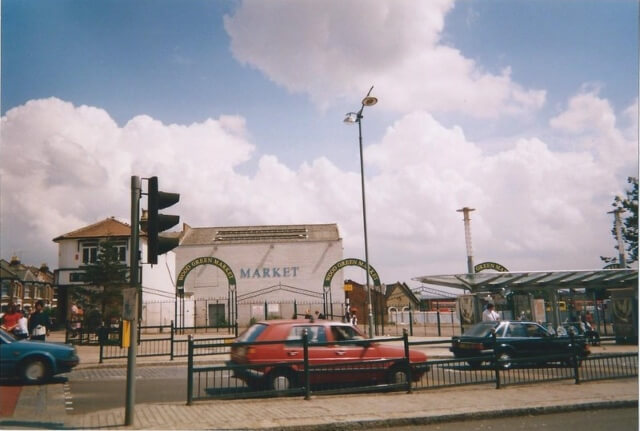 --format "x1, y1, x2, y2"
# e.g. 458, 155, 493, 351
1, 0, 638, 287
